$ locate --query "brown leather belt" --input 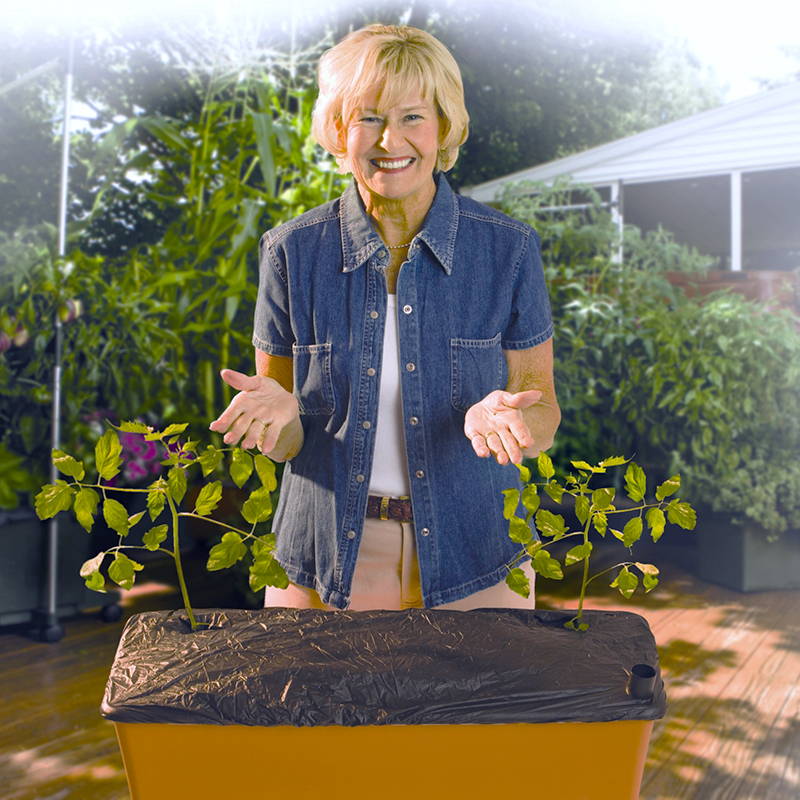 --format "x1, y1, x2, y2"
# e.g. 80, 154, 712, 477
366, 495, 413, 522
